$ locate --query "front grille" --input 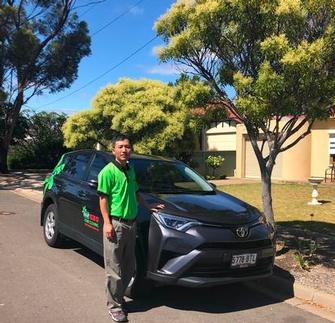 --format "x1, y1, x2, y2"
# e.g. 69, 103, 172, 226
184, 257, 273, 278
199, 239, 273, 250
